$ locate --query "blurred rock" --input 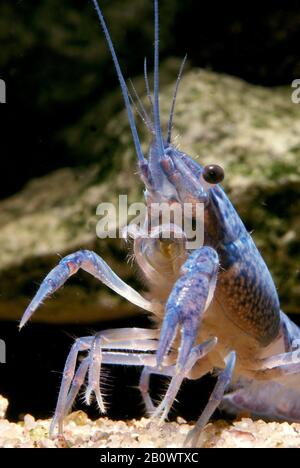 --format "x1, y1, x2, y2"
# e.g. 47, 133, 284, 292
0, 68, 299, 322
0, 164, 142, 323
